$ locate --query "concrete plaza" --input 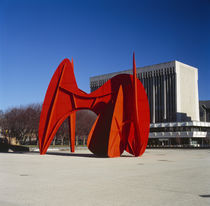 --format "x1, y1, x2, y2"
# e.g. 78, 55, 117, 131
0, 149, 210, 206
